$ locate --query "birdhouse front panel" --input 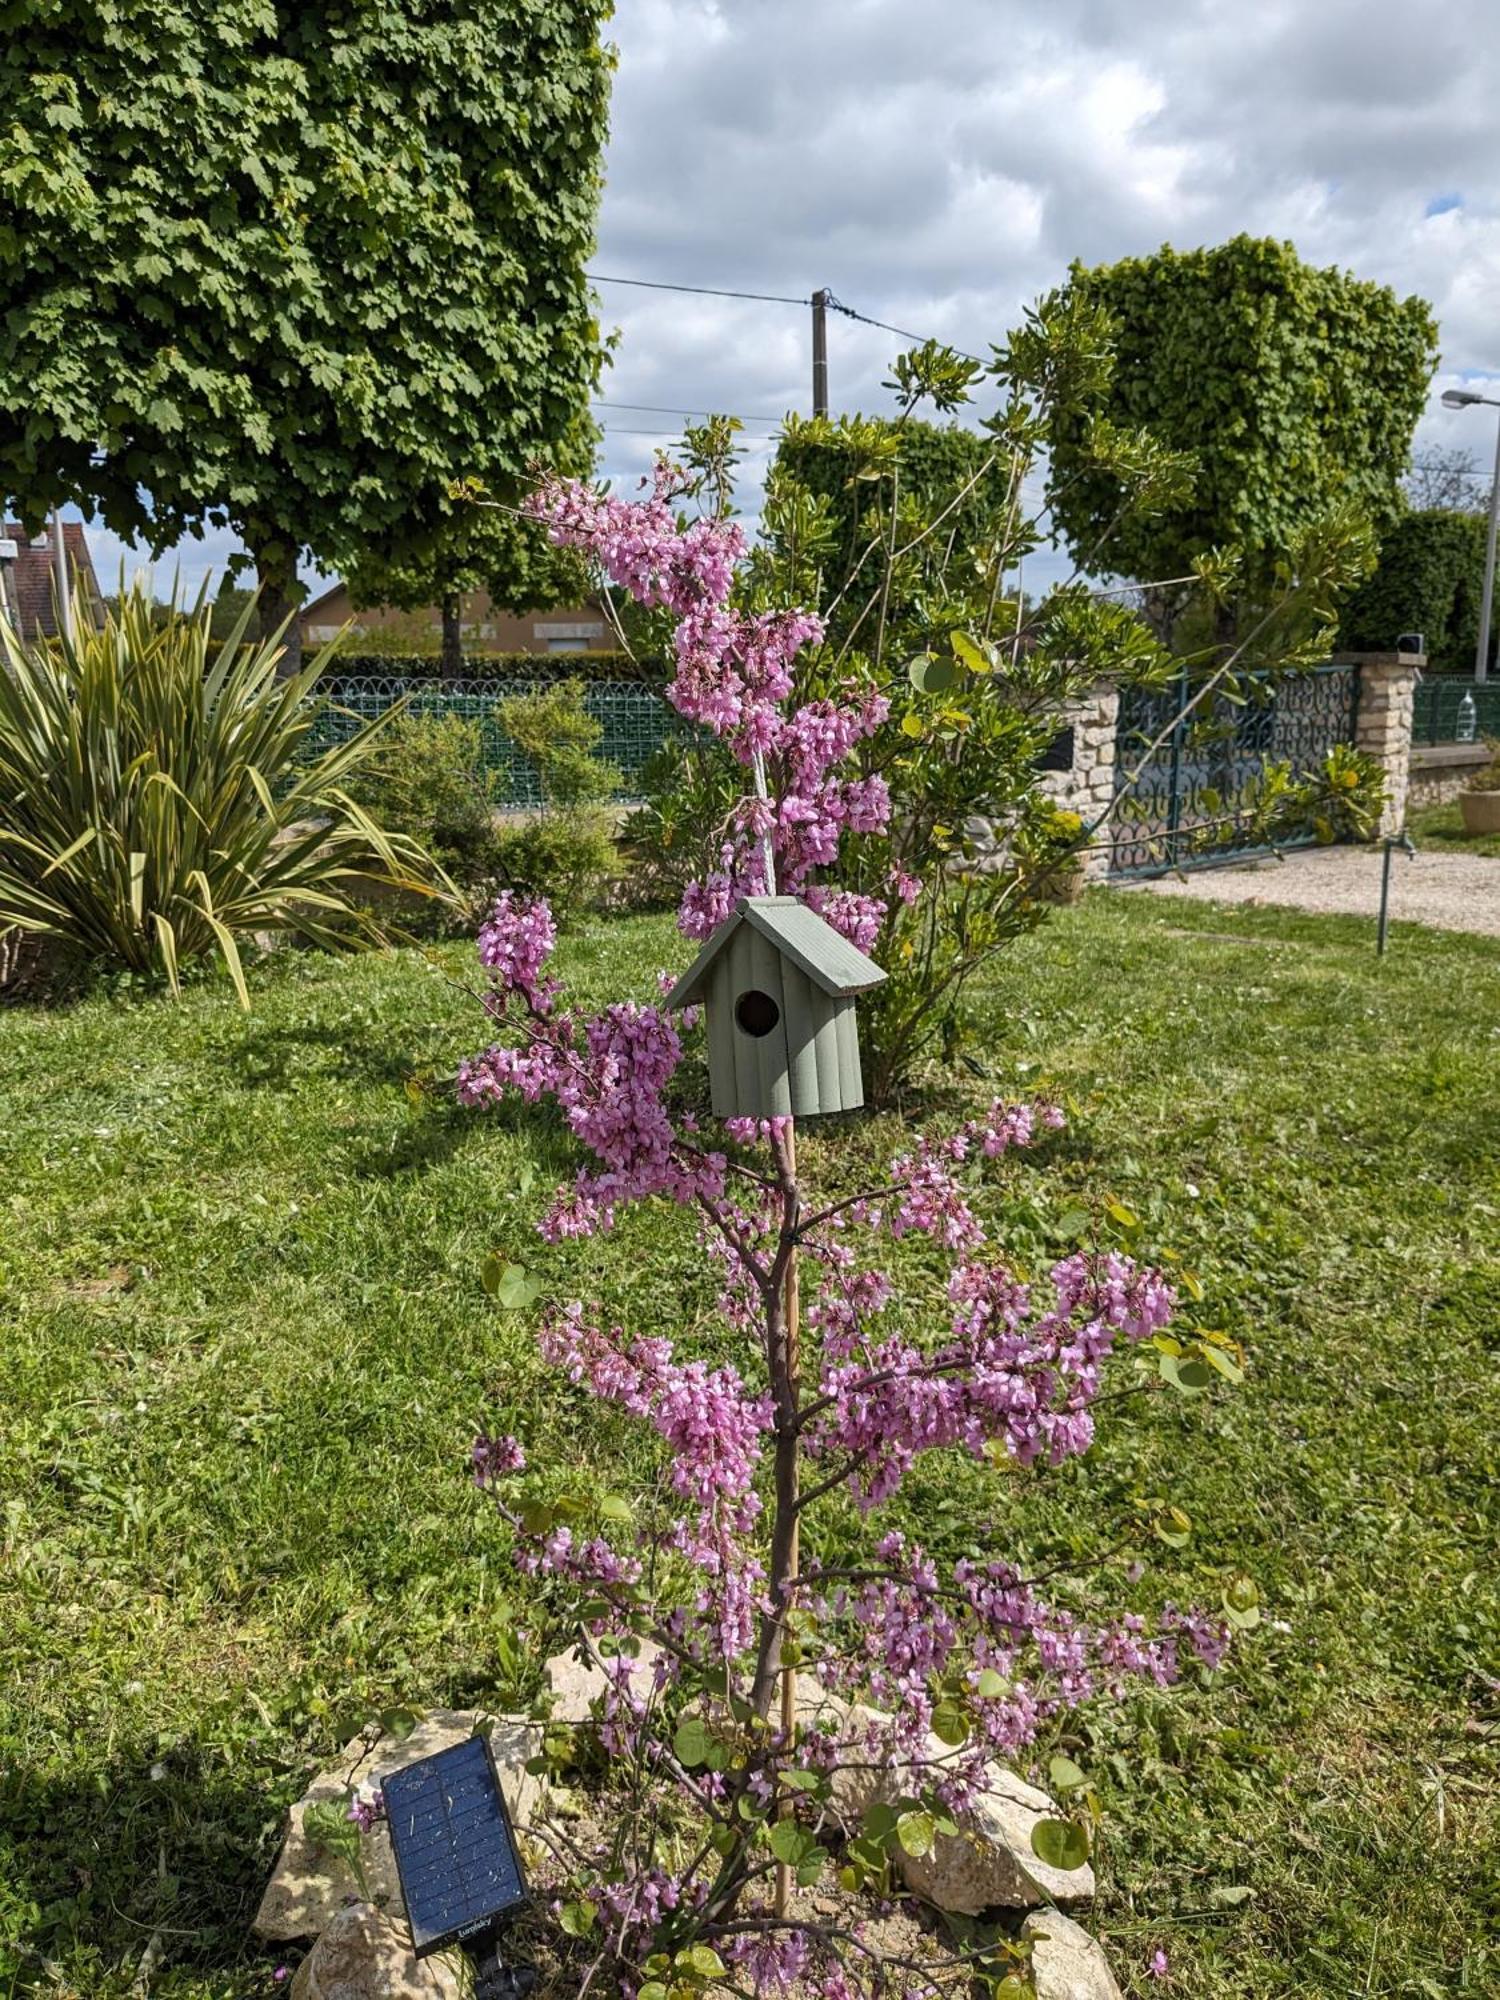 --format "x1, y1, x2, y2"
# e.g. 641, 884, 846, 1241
700, 923, 866, 1121
664, 894, 885, 1123
711, 924, 791, 1121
